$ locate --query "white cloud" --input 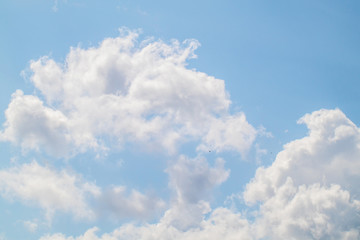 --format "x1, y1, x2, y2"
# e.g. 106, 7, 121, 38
1, 29, 257, 157
243, 108, 360, 239
0, 90, 101, 157
39, 108, 360, 240
198, 113, 257, 156
40, 227, 99, 240
0, 161, 166, 222
244, 108, 360, 204
0, 161, 100, 221
167, 155, 229, 204
98, 185, 165, 220
23, 219, 38, 233
159, 155, 229, 230
40, 208, 253, 240
254, 180, 360, 239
